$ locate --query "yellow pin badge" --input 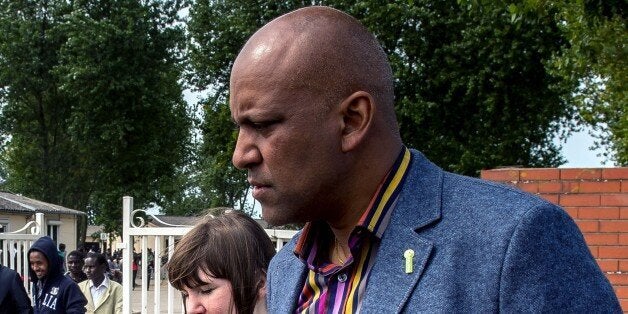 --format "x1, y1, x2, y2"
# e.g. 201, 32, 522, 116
404, 249, 414, 274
